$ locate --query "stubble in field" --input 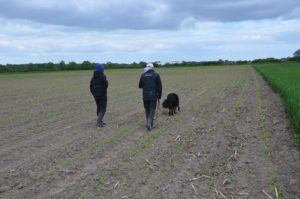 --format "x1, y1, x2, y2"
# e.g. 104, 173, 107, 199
0, 66, 299, 199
